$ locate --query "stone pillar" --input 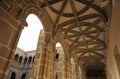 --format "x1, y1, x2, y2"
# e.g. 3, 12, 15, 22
30, 30, 45, 79
37, 43, 47, 79
80, 63, 86, 79
47, 48, 56, 79
30, 31, 55, 79
17, 72, 22, 79
37, 43, 56, 79
64, 58, 71, 79
37, 32, 54, 79
75, 64, 79, 79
